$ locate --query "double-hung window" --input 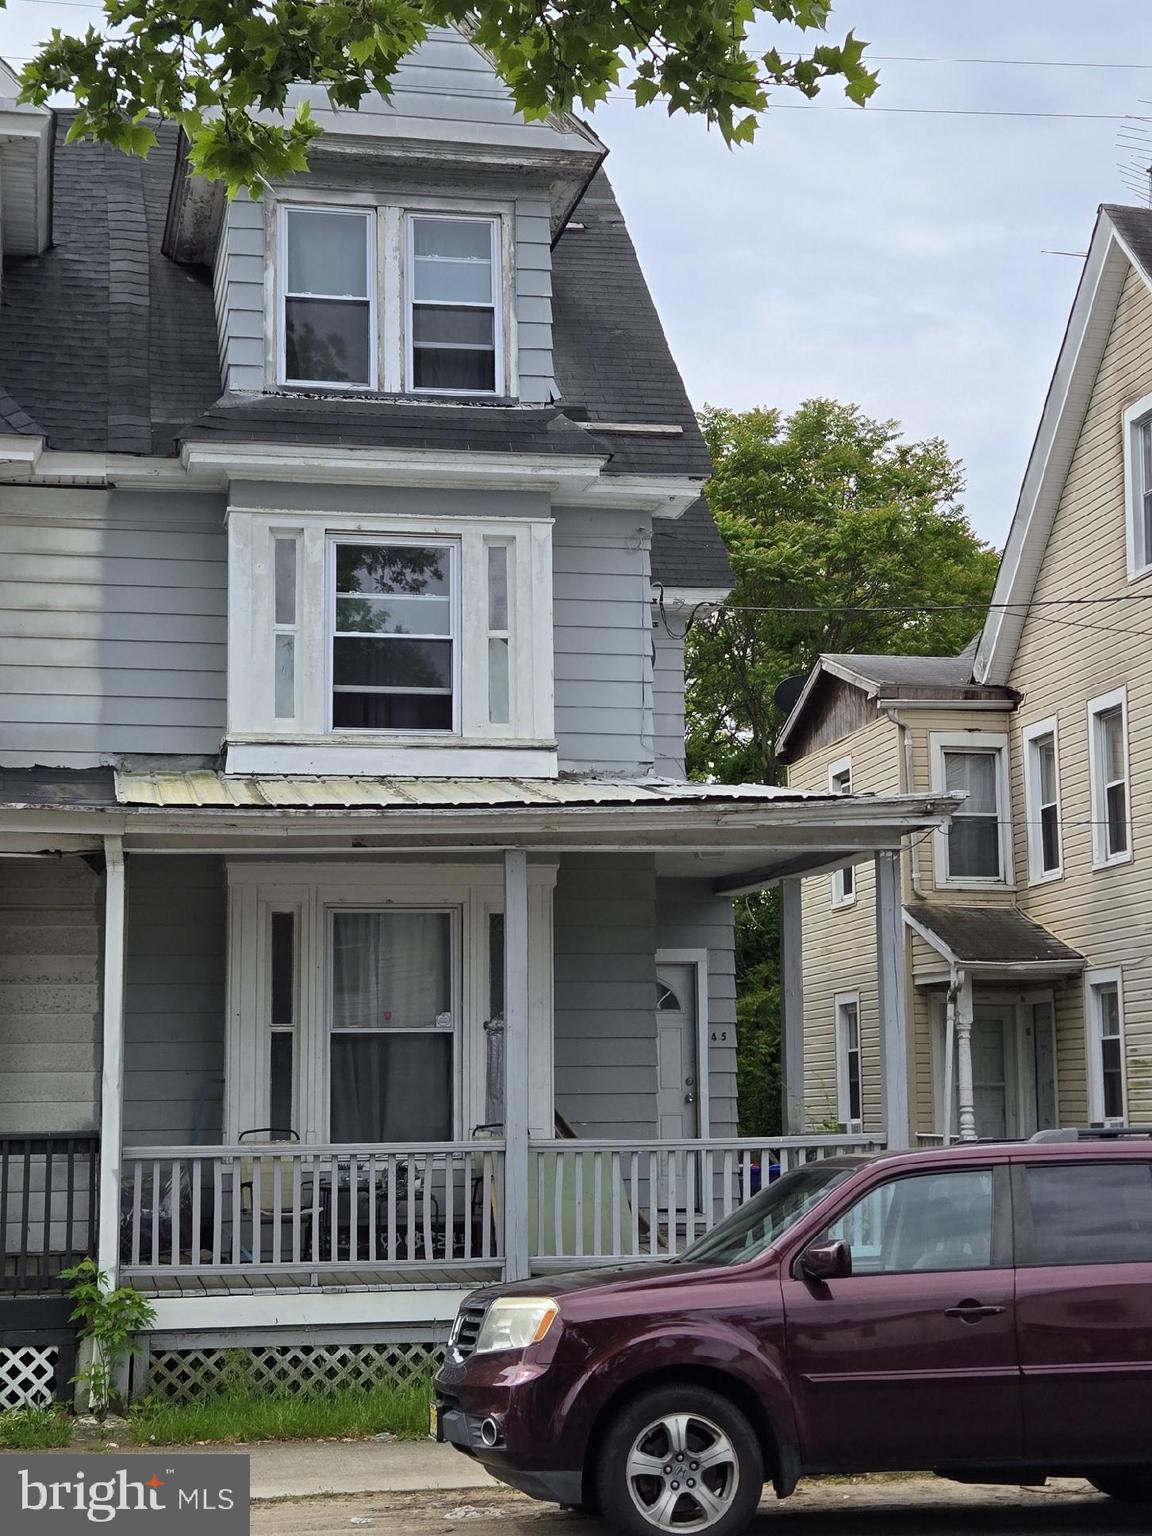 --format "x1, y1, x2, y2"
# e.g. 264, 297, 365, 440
331, 540, 456, 732
835, 993, 863, 1132
276, 202, 507, 396
828, 757, 855, 906
932, 734, 1010, 885
282, 207, 374, 388
1124, 394, 1152, 577
408, 216, 499, 394
1085, 969, 1126, 1125
1022, 719, 1062, 881
1088, 690, 1130, 867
